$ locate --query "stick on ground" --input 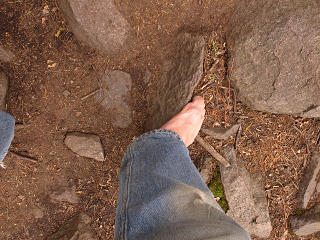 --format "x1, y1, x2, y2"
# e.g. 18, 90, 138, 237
81, 88, 101, 101
195, 135, 231, 167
